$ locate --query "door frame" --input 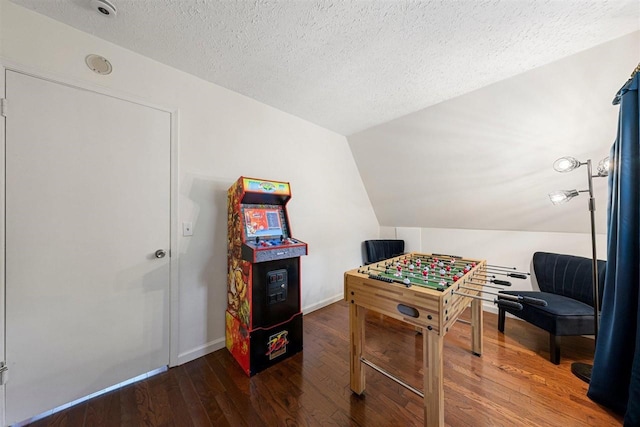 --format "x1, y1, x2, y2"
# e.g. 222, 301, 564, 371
0, 60, 181, 425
